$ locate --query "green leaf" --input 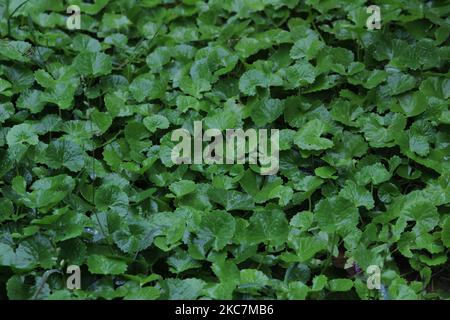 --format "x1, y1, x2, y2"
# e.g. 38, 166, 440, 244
14, 235, 57, 270
0, 40, 32, 62
124, 286, 160, 300
209, 189, 255, 211
315, 196, 359, 235
130, 73, 166, 102
311, 275, 327, 291
87, 255, 128, 275
0, 243, 15, 267
162, 278, 205, 300
73, 52, 113, 77
355, 163, 391, 186
328, 279, 353, 292
284, 61, 317, 88
197, 210, 236, 250
169, 180, 196, 197
0, 0, 448, 302
240, 269, 269, 288
287, 281, 309, 300
16, 89, 46, 113
383, 72, 416, 96
239, 69, 282, 96
41, 139, 85, 172
167, 249, 202, 274
6, 124, 39, 146
0, 102, 15, 123
91, 110, 113, 134
339, 180, 374, 209
245, 207, 289, 246
143, 115, 170, 133
94, 185, 129, 215
294, 119, 334, 150
396, 91, 427, 117
289, 236, 327, 262
290, 32, 324, 60
251, 98, 284, 126
314, 166, 337, 179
